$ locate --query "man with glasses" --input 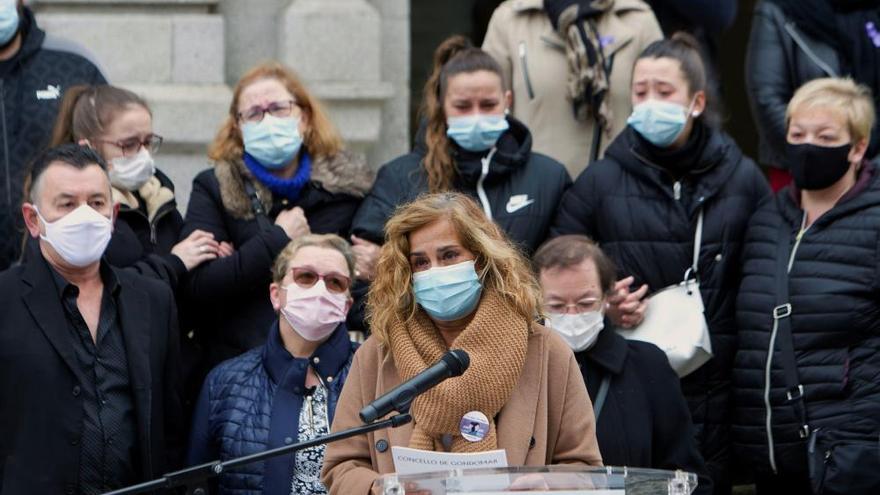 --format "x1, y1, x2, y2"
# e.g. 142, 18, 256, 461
0, 0, 107, 270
